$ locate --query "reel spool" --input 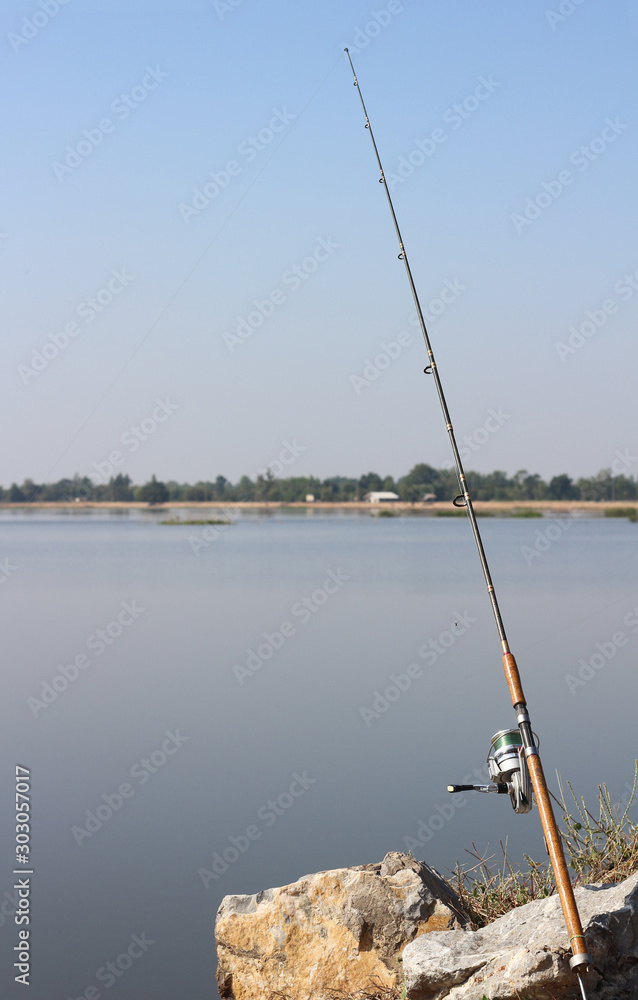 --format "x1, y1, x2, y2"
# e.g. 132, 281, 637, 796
448, 727, 536, 814
488, 729, 533, 814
